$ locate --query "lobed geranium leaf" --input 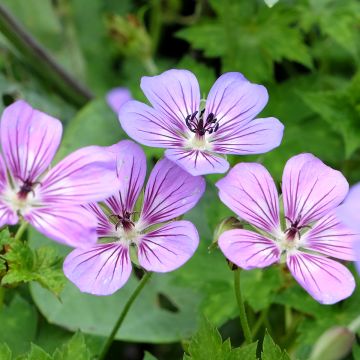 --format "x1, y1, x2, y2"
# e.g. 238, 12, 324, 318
53, 332, 91, 360
261, 331, 290, 360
